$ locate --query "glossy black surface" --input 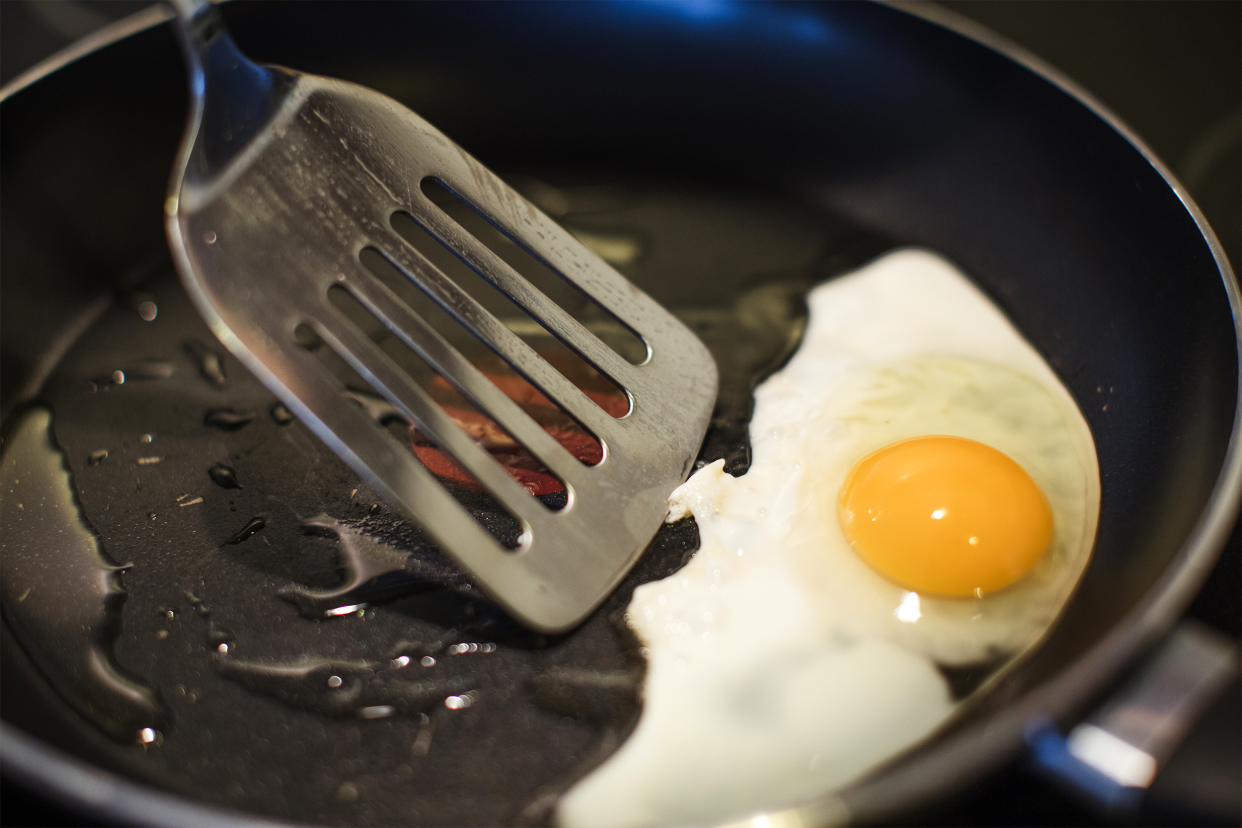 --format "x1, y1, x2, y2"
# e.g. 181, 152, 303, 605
0, 408, 168, 742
